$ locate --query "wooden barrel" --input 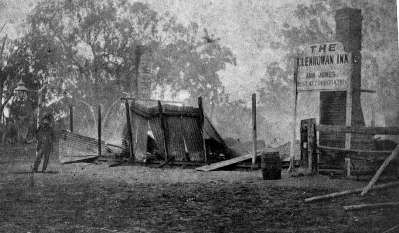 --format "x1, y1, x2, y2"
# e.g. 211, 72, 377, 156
261, 152, 281, 180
